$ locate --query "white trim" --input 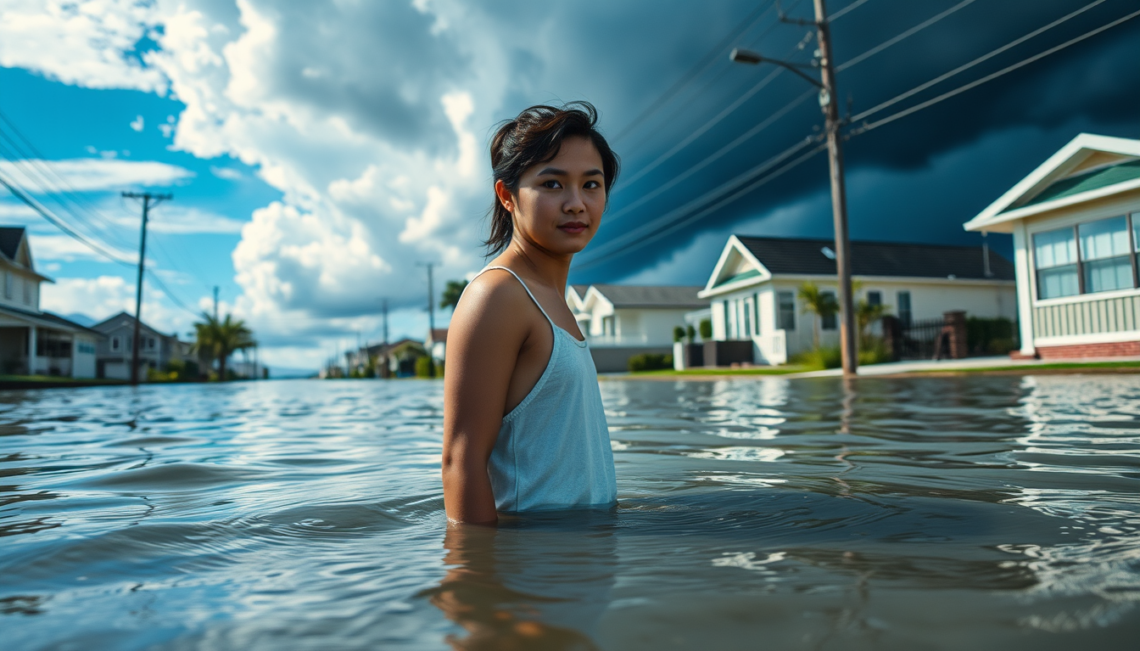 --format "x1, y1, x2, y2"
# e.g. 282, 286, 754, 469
1036, 331, 1140, 347
973, 178, 1140, 228
1033, 286, 1140, 307
964, 134, 1140, 232
699, 235, 771, 297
